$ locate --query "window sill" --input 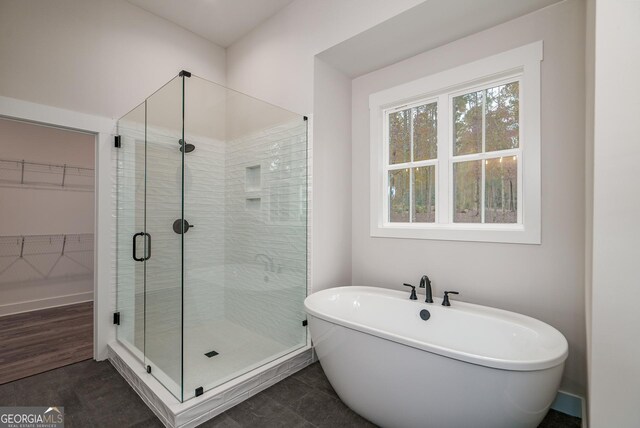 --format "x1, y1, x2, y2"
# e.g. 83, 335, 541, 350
370, 223, 540, 244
